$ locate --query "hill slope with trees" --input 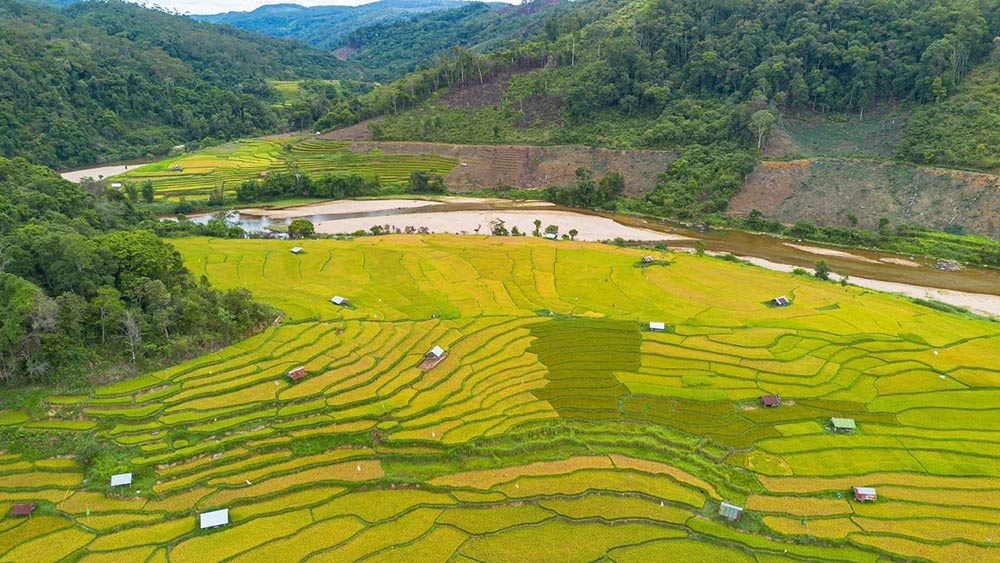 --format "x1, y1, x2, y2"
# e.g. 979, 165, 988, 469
318, 0, 1000, 228
0, 0, 355, 168
0, 157, 277, 387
